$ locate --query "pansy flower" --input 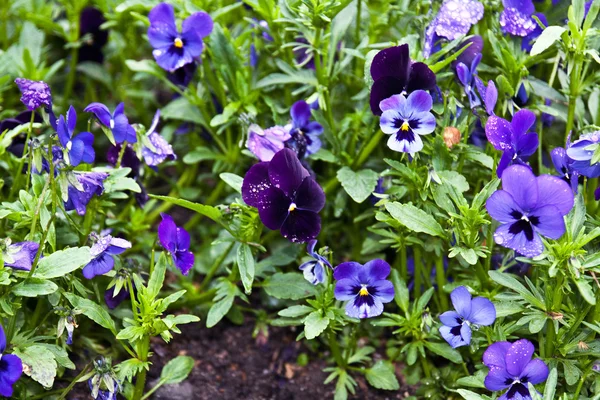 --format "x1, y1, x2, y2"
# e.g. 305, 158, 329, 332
456, 53, 482, 109
56, 106, 95, 167
333, 259, 395, 319
369, 44, 436, 116
79, 7, 109, 64
567, 131, 600, 178
439, 286, 496, 348
285, 100, 323, 157
141, 110, 176, 167
105, 286, 131, 310
486, 165, 574, 258
84, 102, 137, 144
247, 124, 291, 162
379, 90, 436, 155
82, 233, 132, 279
299, 240, 331, 285
474, 78, 498, 116
485, 109, 538, 177
500, 0, 537, 37
551, 147, 579, 193
426, 0, 484, 52
15, 78, 52, 111
522, 13, 548, 52
454, 36, 484, 68
158, 213, 195, 275
2, 241, 39, 271
483, 339, 549, 400
147, 2, 213, 72
65, 171, 109, 216
0, 324, 23, 397
242, 148, 325, 243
